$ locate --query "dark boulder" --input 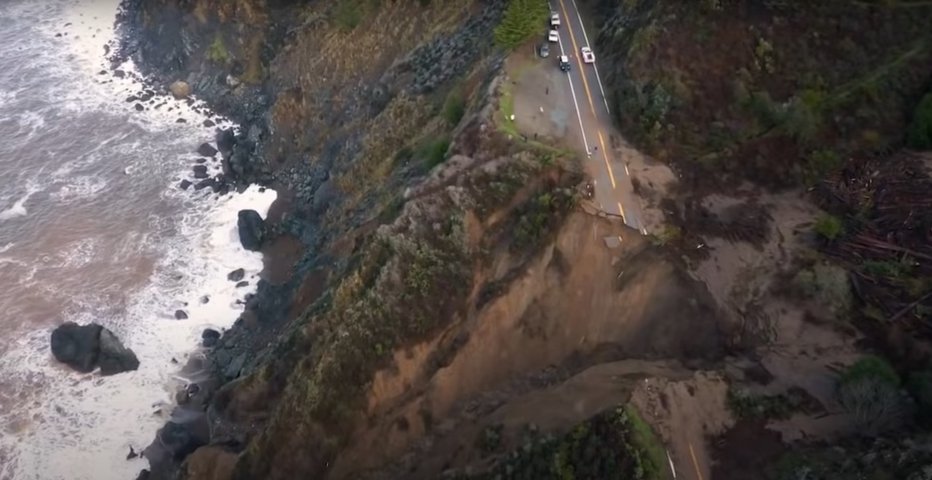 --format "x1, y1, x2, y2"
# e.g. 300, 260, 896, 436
196, 143, 218, 157
216, 128, 236, 155
201, 329, 221, 348
134, 103, 144, 111
97, 328, 141, 375
227, 268, 245, 282
50, 322, 139, 375
174, 310, 188, 320
192, 165, 208, 179
203, 119, 215, 128
193, 178, 216, 191
50, 322, 102, 373
235, 281, 249, 288
178, 179, 192, 191
157, 421, 206, 460
236, 210, 266, 251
